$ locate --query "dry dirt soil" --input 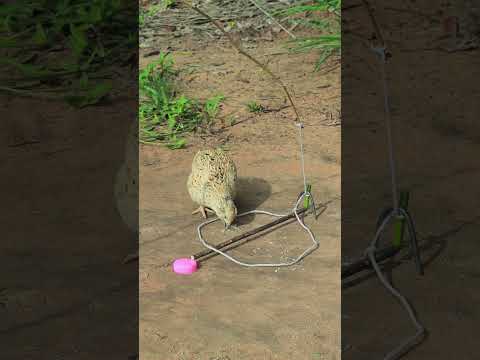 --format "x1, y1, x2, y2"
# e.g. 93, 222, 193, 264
139, 27, 341, 360
342, 2, 480, 359
1, 92, 138, 359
